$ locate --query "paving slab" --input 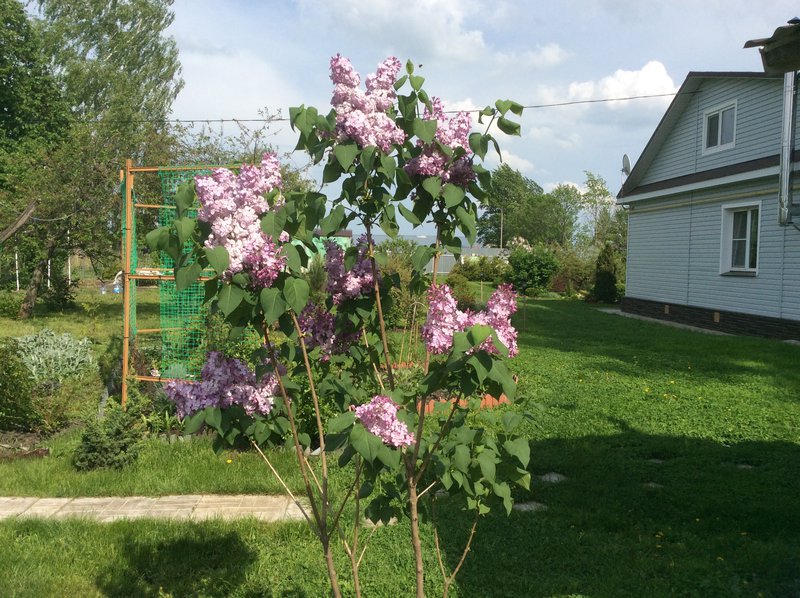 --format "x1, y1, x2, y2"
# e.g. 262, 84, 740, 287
0, 495, 307, 523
